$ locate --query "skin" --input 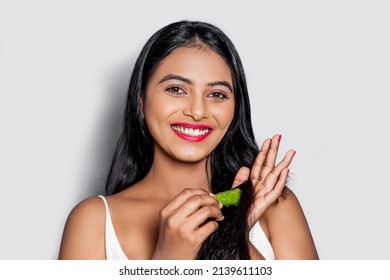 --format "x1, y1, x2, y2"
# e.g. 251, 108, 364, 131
58, 47, 318, 260
232, 135, 318, 259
